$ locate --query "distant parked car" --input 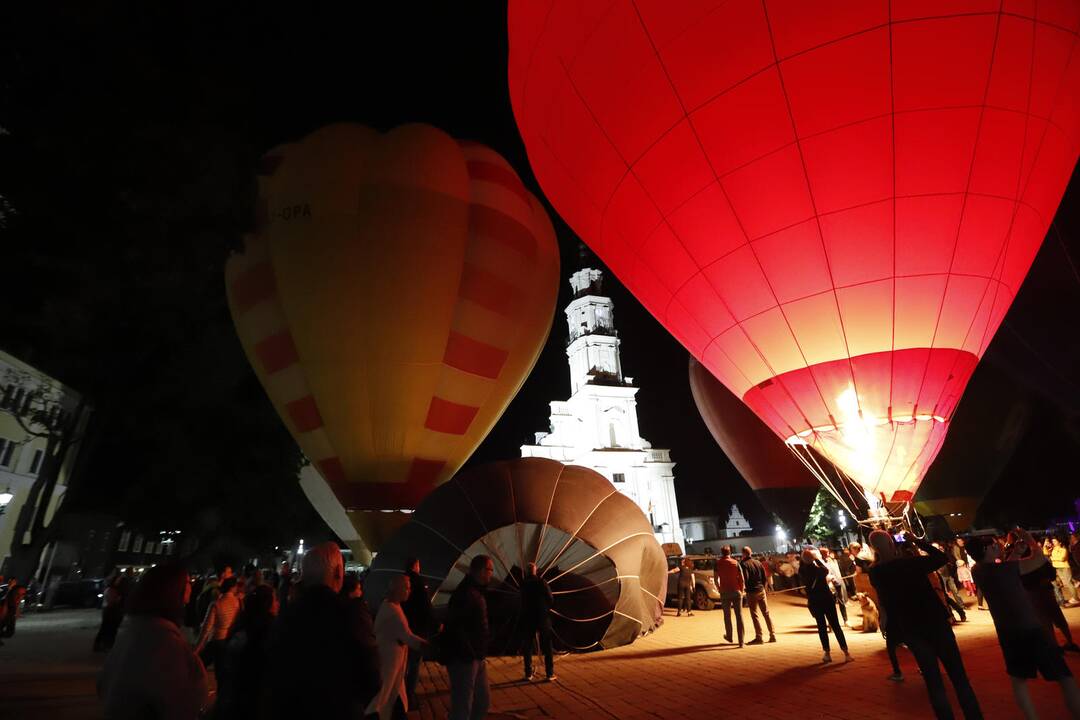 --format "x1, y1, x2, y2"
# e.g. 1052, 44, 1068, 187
666, 555, 722, 611
51, 578, 106, 609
